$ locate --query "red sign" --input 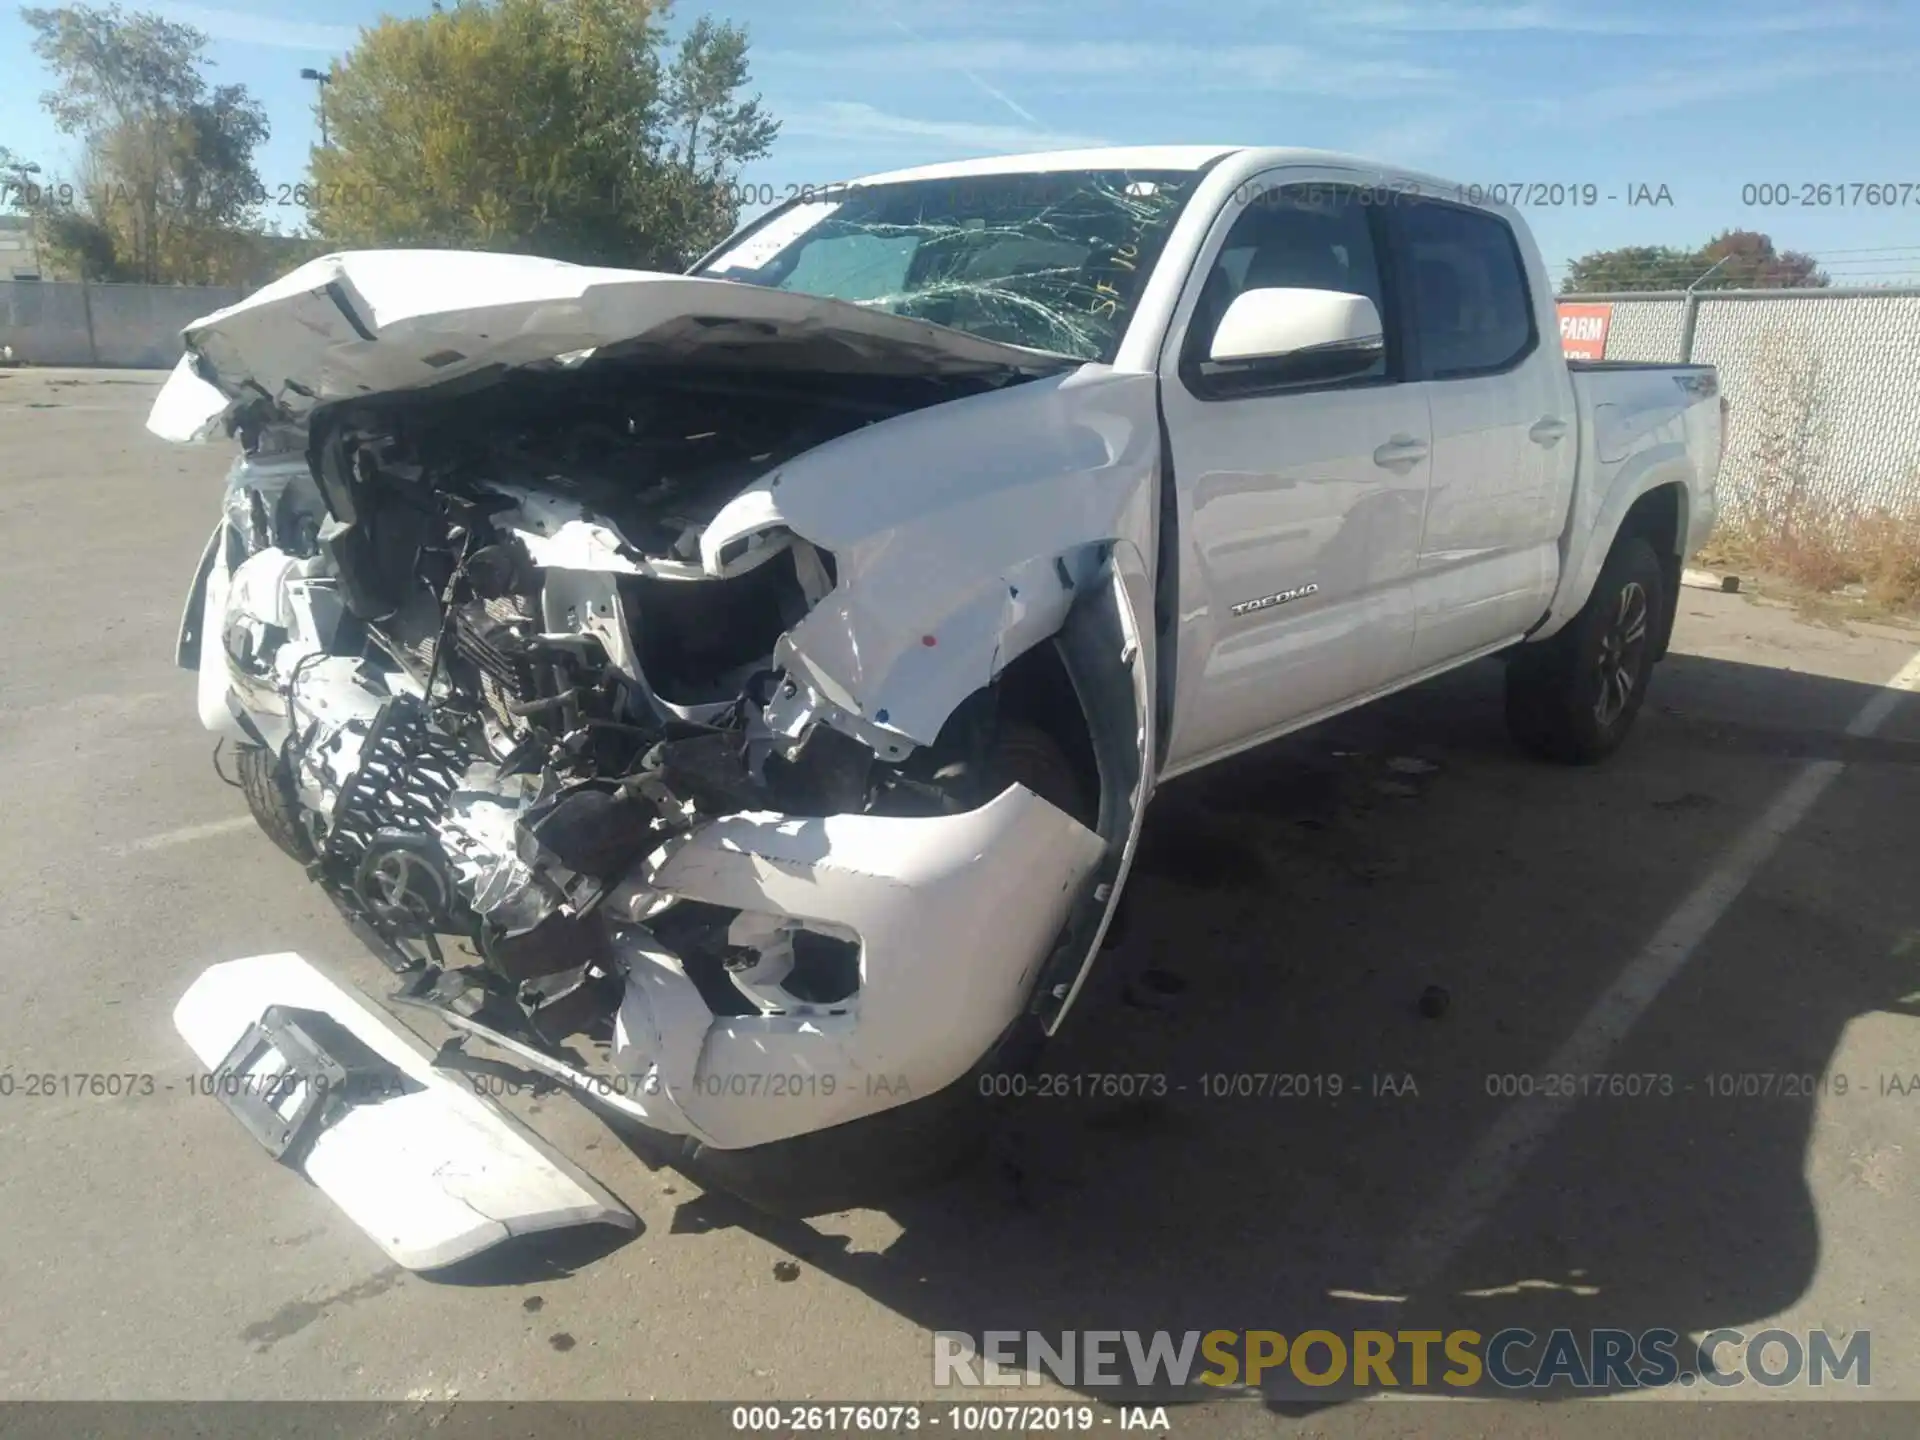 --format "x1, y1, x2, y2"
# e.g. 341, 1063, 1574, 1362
1557, 302, 1613, 360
